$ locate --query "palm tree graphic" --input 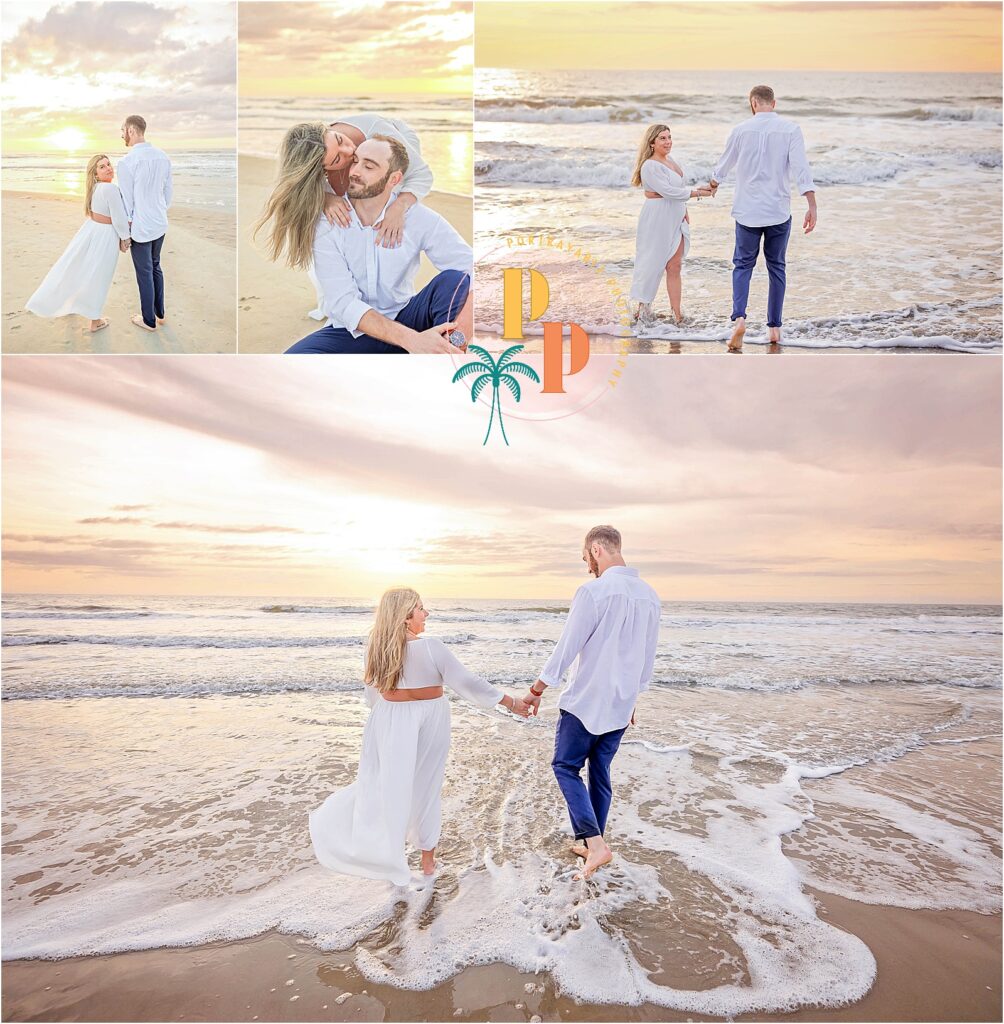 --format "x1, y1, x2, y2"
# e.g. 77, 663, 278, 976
452, 344, 540, 446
